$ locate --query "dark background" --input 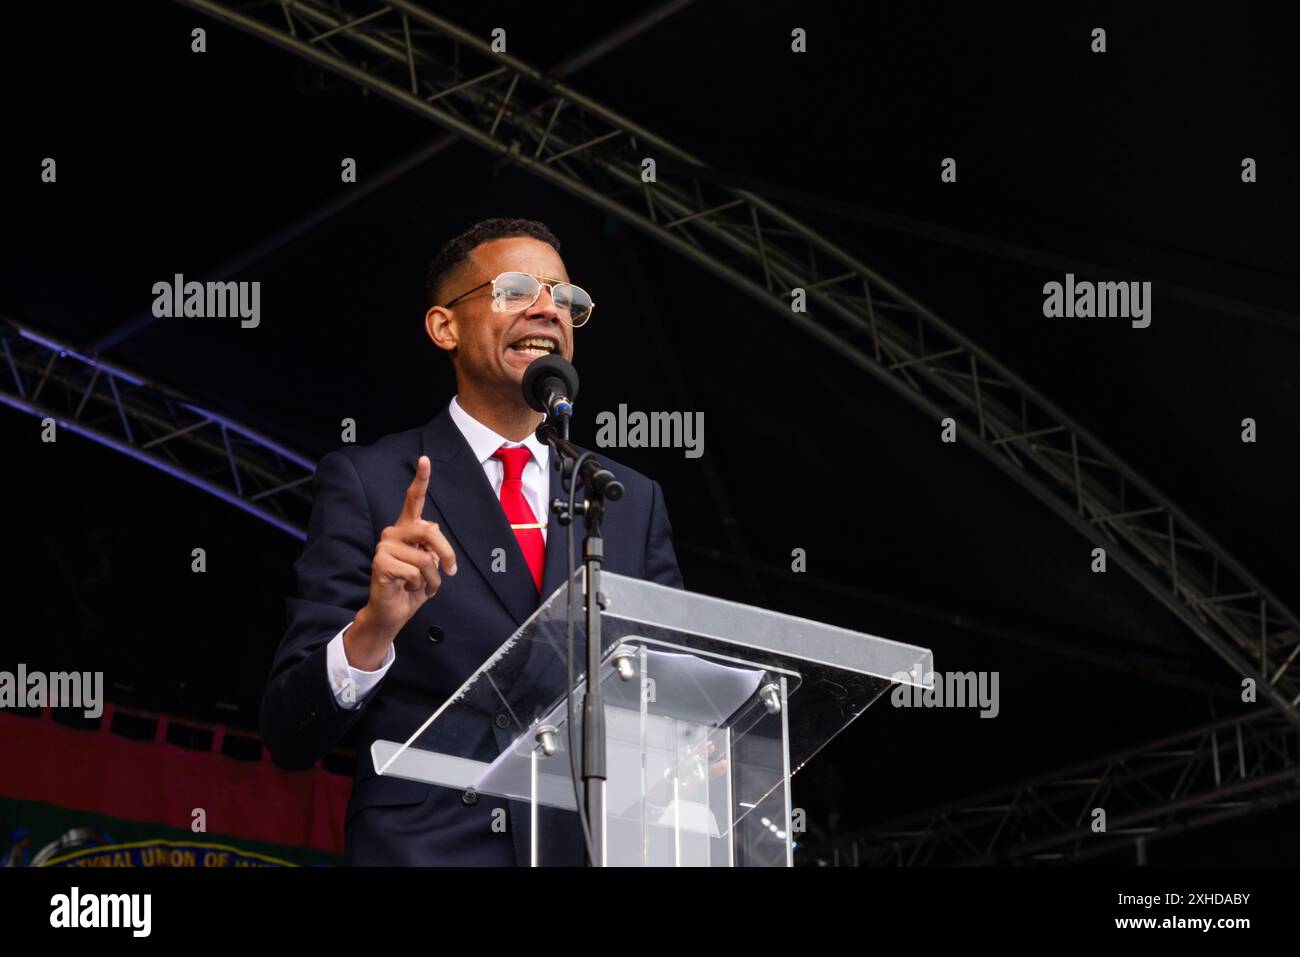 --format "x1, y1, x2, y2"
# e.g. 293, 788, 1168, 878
1, 0, 1297, 863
